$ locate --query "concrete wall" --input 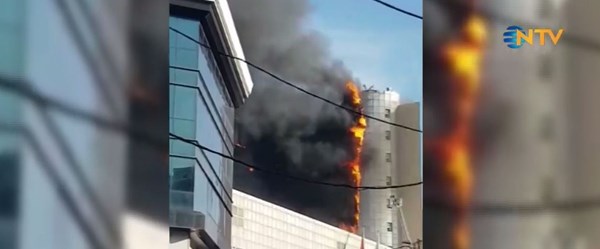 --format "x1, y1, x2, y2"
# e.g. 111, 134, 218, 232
392, 103, 422, 244
564, 0, 600, 247
360, 89, 400, 246
232, 190, 390, 249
